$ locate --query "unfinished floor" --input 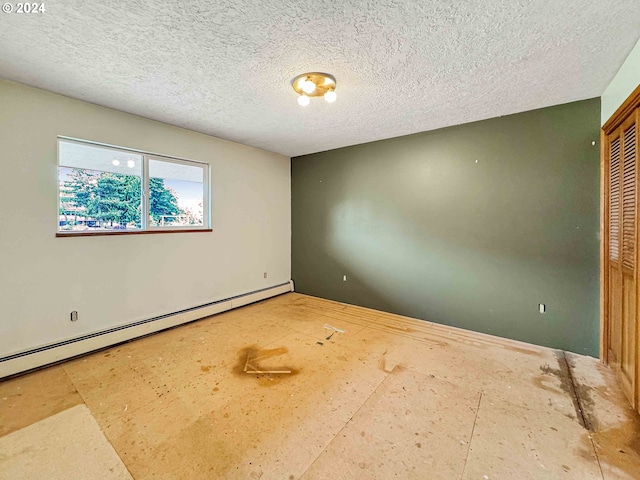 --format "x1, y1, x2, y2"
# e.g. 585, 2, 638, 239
1, 293, 639, 479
